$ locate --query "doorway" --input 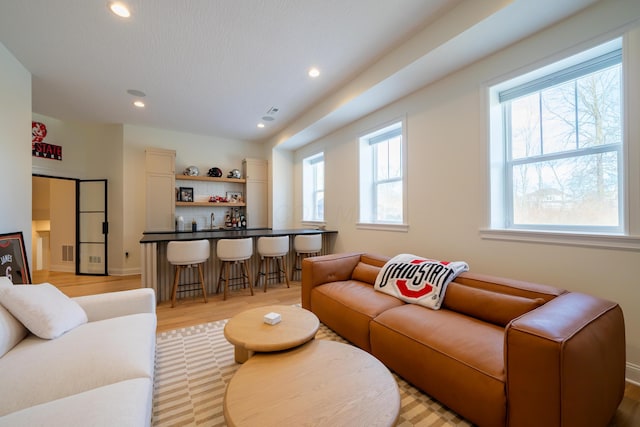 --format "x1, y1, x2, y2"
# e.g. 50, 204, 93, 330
32, 175, 108, 277
77, 179, 108, 275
